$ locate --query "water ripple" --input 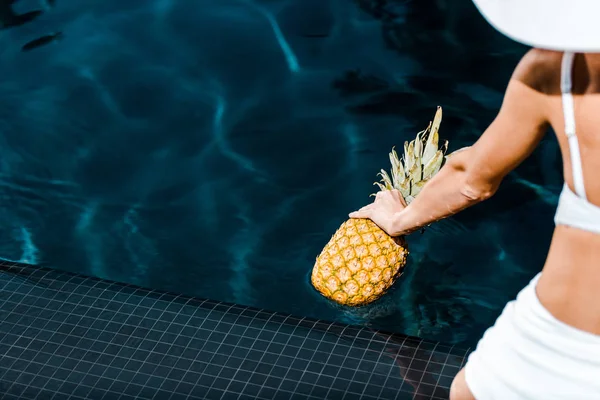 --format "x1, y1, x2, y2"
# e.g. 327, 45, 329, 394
0, 0, 557, 346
